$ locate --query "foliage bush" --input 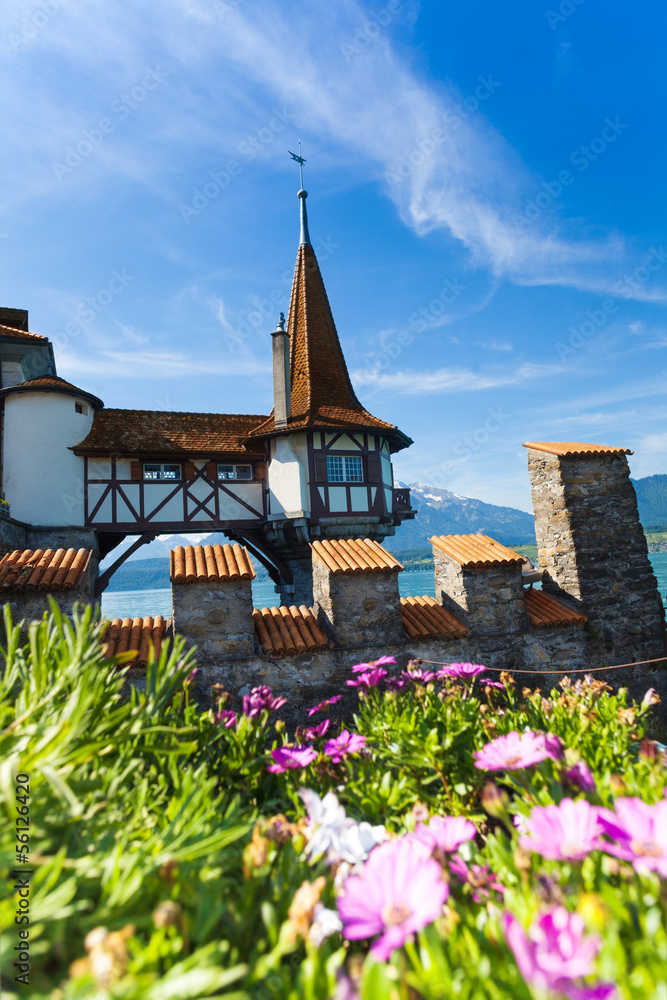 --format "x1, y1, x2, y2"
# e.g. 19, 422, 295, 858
0, 604, 666, 999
